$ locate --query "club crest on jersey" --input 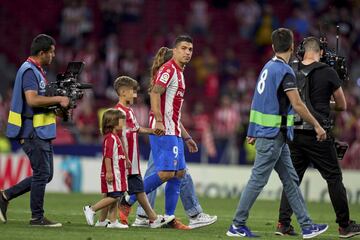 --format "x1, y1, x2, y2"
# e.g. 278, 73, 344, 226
160, 72, 170, 83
